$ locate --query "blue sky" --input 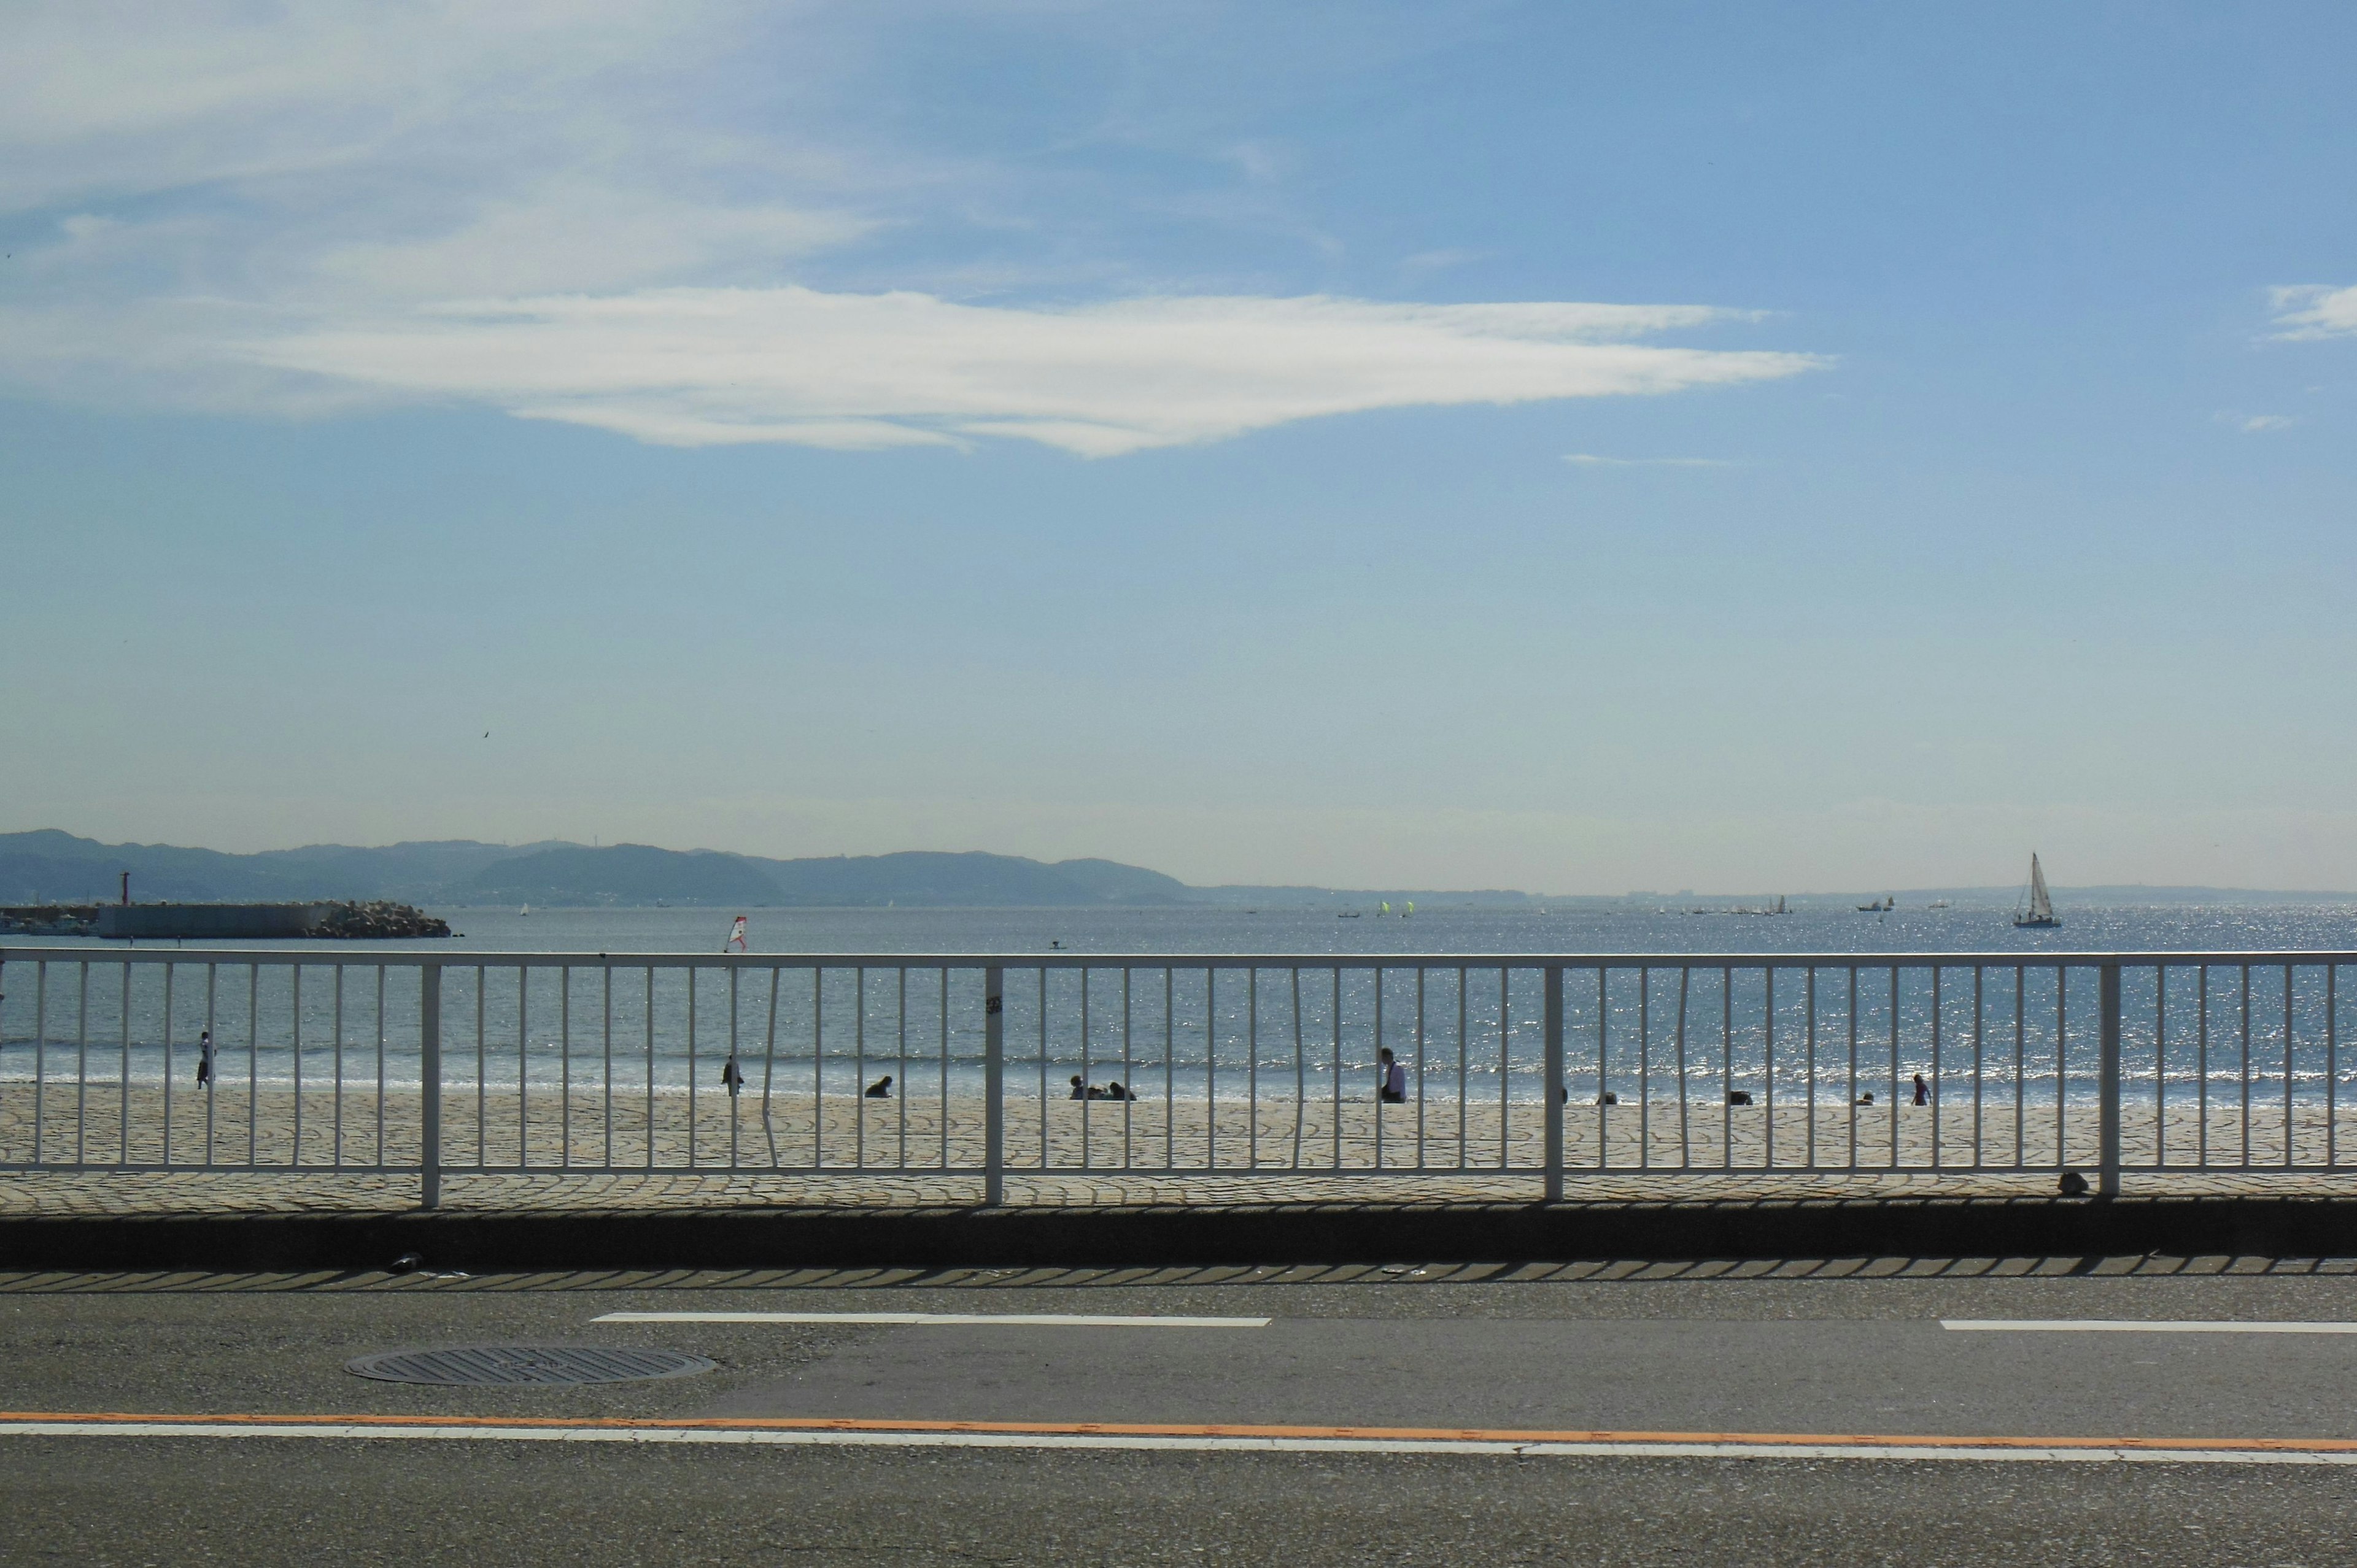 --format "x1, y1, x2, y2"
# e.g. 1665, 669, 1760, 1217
3, 2, 2353, 892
